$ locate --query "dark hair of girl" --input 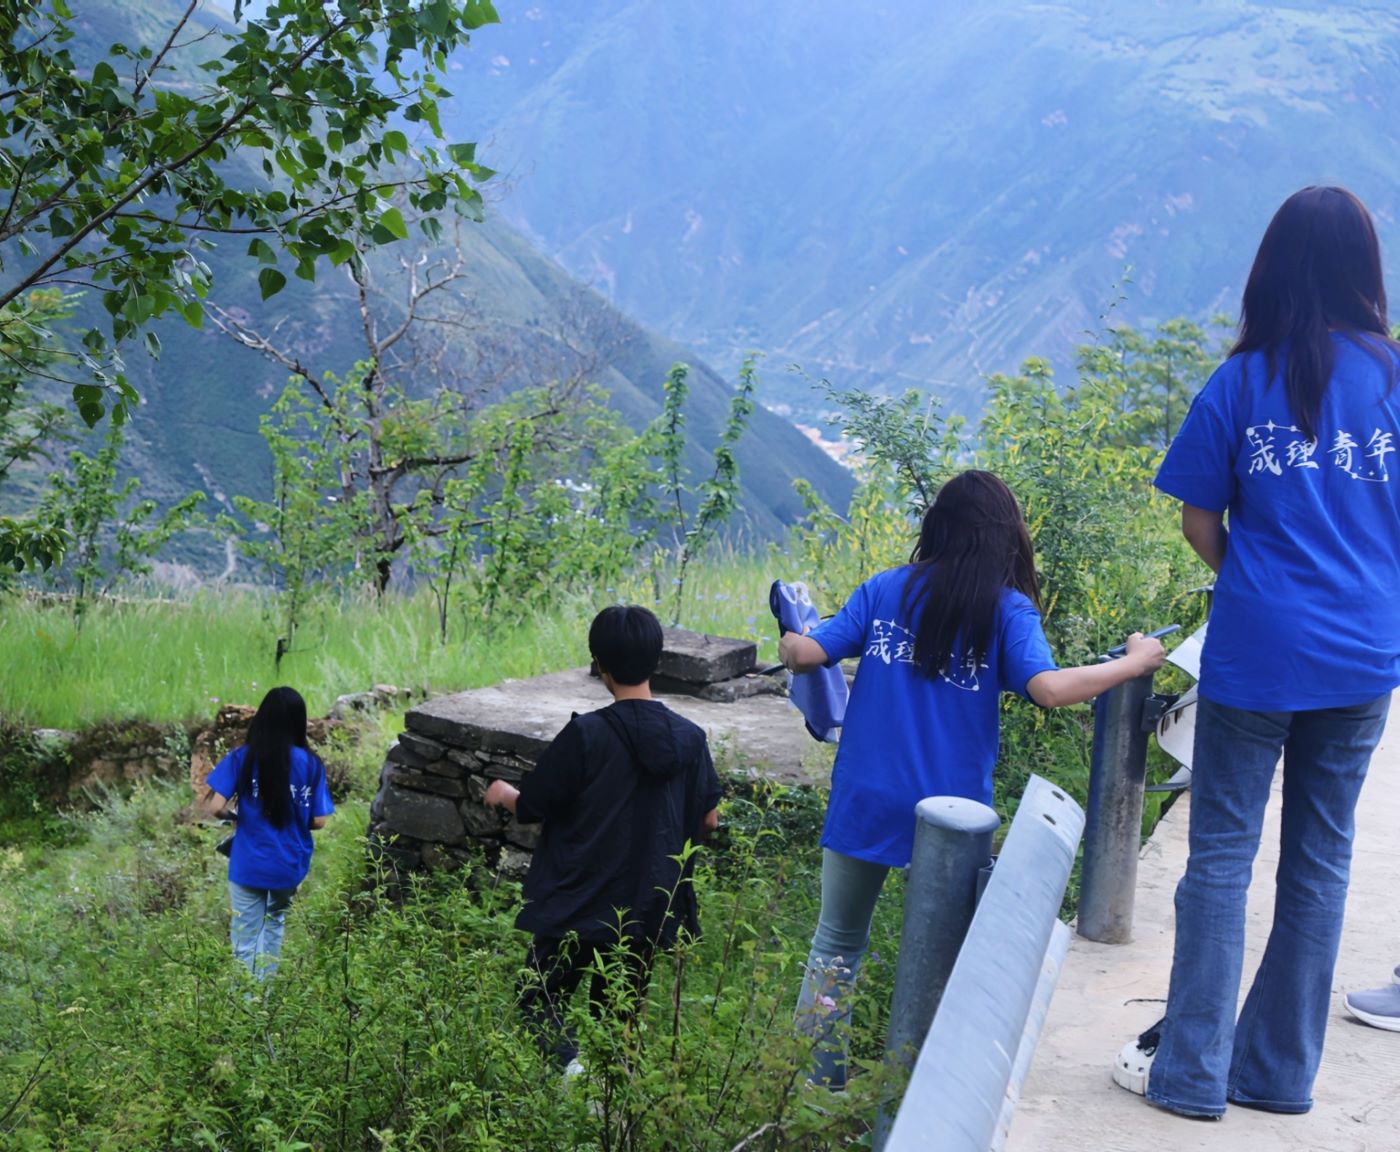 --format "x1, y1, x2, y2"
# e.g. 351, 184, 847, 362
901, 470, 1040, 679
1234, 185, 1400, 442
238, 686, 311, 830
